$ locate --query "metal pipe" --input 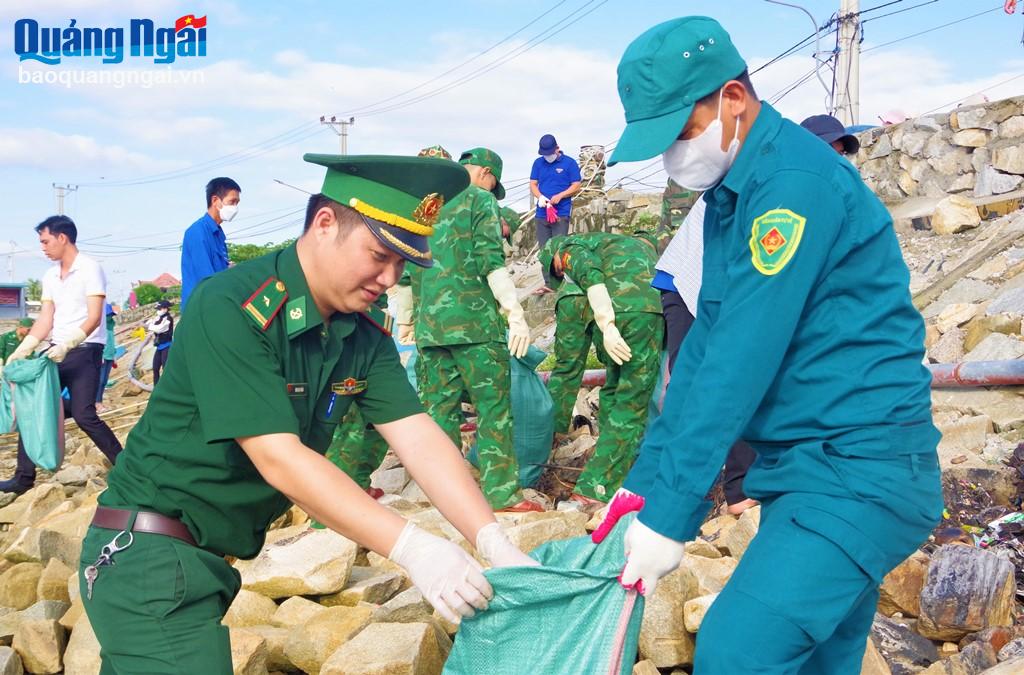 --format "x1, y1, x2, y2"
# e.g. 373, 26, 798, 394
538, 362, 1024, 389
